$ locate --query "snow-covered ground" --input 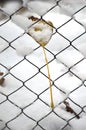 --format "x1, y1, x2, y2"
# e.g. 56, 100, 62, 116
0, 0, 86, 130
